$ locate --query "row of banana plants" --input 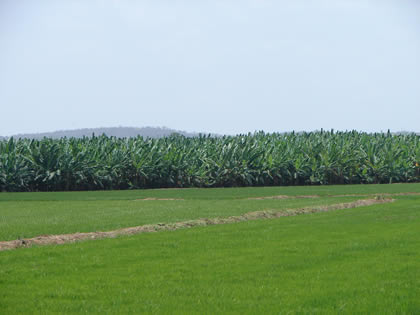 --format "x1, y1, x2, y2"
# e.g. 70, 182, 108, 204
0, 131, 419, 191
